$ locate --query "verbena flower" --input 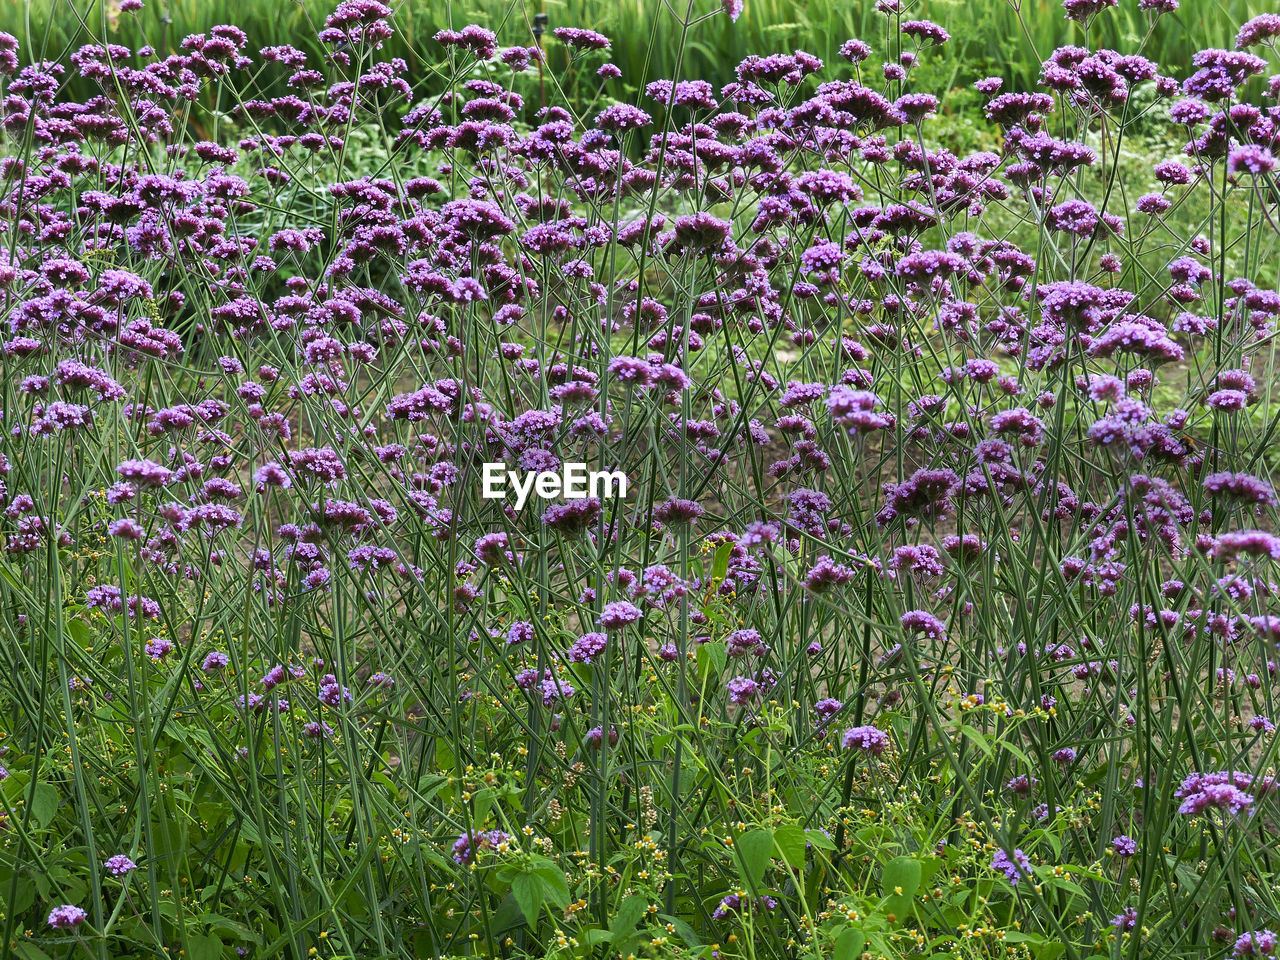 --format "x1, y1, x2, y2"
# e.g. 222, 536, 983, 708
841, 725, 890, 755
47, 905, 87, 929
990, 848, 1032, 884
